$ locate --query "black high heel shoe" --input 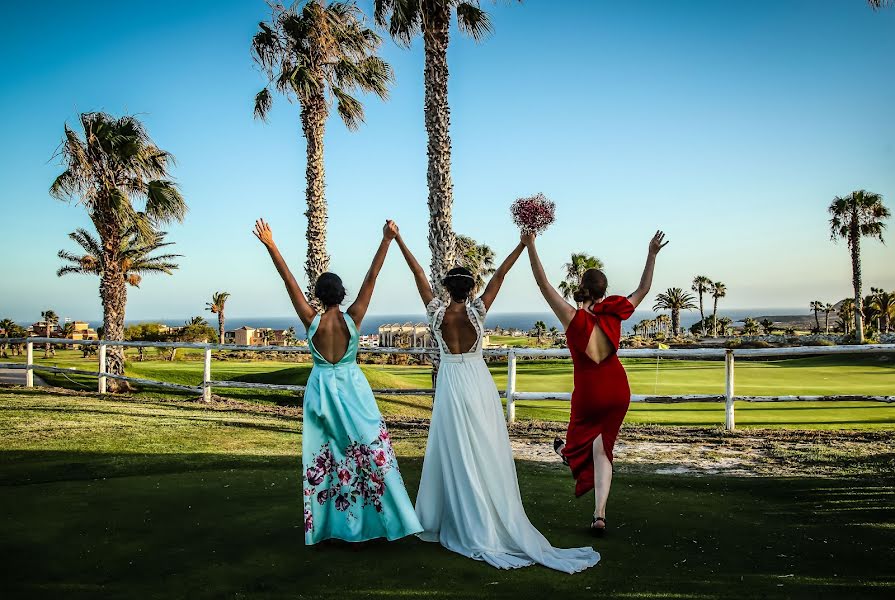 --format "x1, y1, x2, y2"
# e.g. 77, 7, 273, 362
590, 516, 607, 537
553, 437, 569, 466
